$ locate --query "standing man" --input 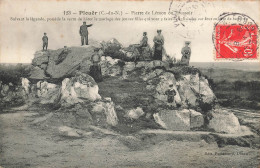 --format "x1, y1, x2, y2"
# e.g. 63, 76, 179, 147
79, 21, 93, 46
42, 32, 48, 51
181, 41, 191, 66
153, 30, 164, 61
89, 48, 103, 82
